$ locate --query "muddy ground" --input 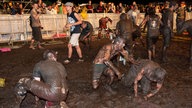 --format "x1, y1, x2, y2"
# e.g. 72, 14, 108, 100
0, 36, 192, 108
